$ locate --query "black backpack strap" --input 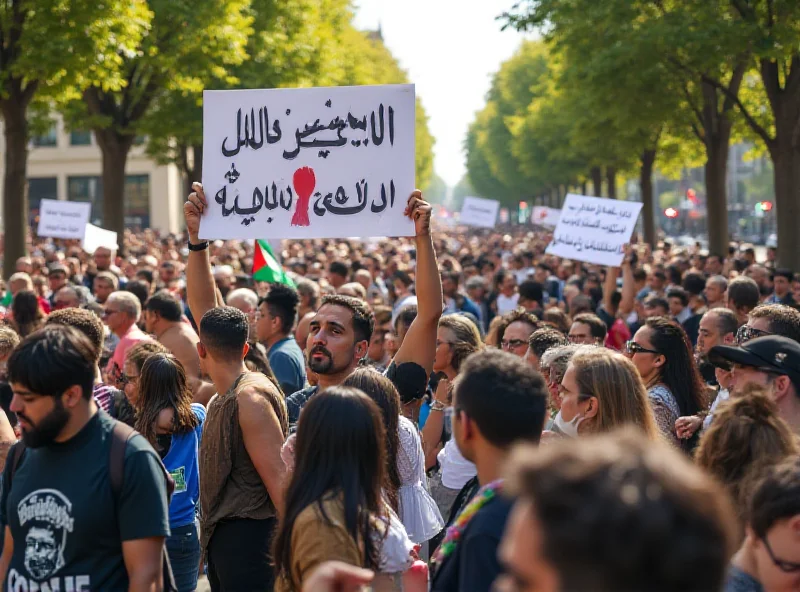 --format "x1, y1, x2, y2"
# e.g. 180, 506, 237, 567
108, 420, 177, 592
7, 441, 27, 488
